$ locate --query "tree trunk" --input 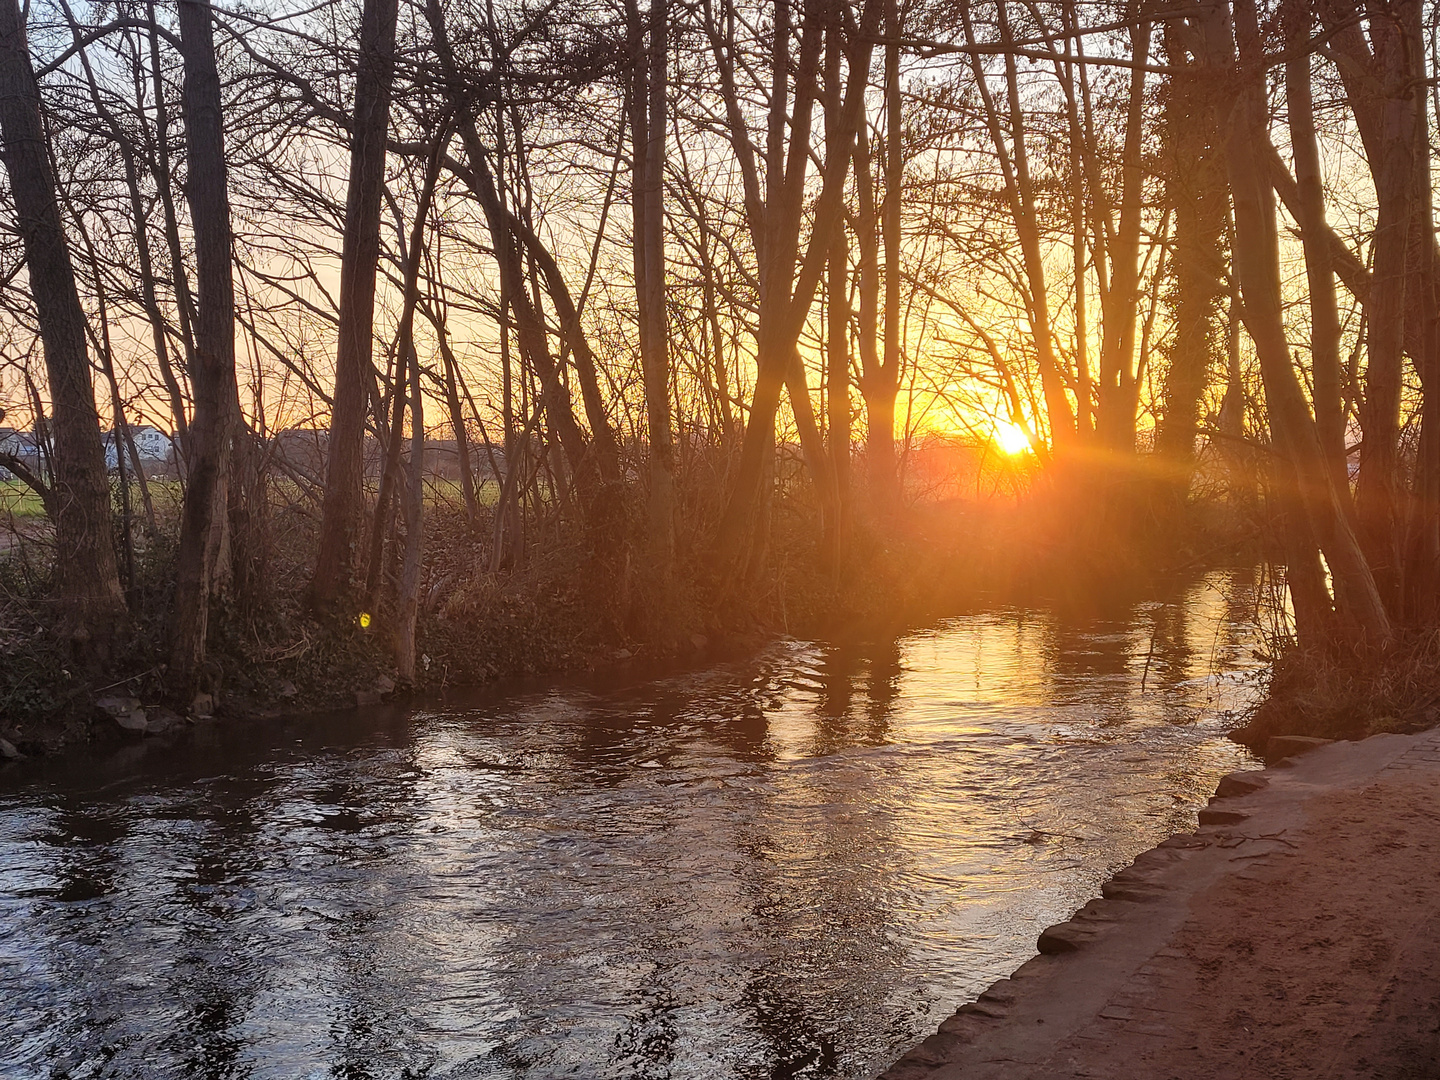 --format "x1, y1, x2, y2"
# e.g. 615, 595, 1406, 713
363, 336, 406, 607
1094, 19, 1150, 451
1217, 0, 1391, 644
429, 308, 481, 526
823, 0, 849, 568
1060, 0, 1093, 440
1353, 32, 1414, 610
1284, 0, 1347, 493
456, 140, 596, 490
629, 0, 676, 590
312, 0, 399, 611
708, 0, 879, 575
1310, 0, 1425, 613
145, 0, 198, 391
959, 0, 1075, 451
0, 0, 126, 652
1155, 12, 1226, 489
1400, 0, 1440, 622
423, 0, 603, 508
171, 0, 239, 696
870, 0, 902, 507
394, 133, 447, 682
826, 228, 849, 571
